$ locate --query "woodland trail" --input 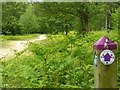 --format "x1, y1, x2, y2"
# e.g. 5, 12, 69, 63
0, 35, 47, 60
